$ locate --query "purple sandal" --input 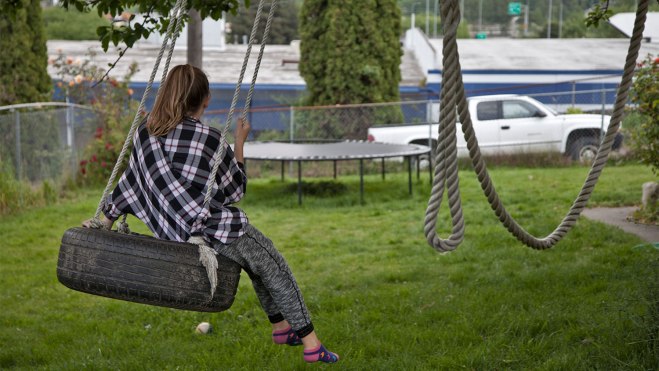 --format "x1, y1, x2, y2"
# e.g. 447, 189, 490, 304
303, 344, 339, 363
272, 326, 303, 346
